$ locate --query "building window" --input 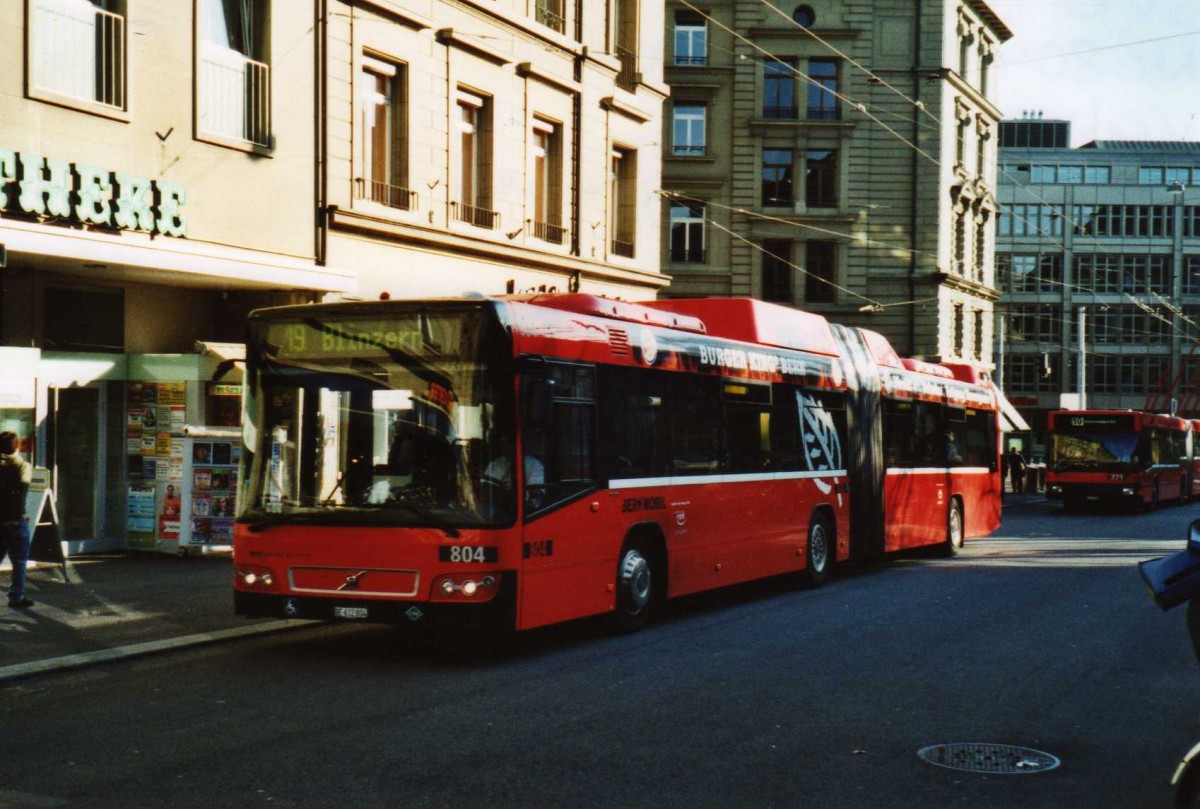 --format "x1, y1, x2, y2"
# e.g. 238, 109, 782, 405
44, 284, 124, 352
972, 309, 985, 360
673, 10, 707, 66
761, 240, 792, 303
998, 204, 1063, 237
1057, 165, 1082, 183
1084, 166, 1111, 184
669, 202, 705, 263
531, 118, 565, 244
804, 150, 837, 208
979, 46, 993, 96
807, 59, 839, 120
29, 0, 127, 112
792, 5, 815, 26
613, 0, 639, 90
805, 241, 836, 303
763, 59, 797, 119
956, 117, 969, 169
998, 253, 1062, 294
1185, 256, 1200, 294
1138, 167, 1166, 185
1009, 305, 1061, 344
762, 149, 794, 206
610, 146, 637, 258
672, 104, 707, 156
952, 209, 968, 275
536, 0, 566, 33
1167, 167, 1193, 186
357, 57, 414, 211
973, 211, 988, 283
198, 0, 271, 148
1008, 354, 1060, 394
453, 90, 497, 229
1070, 205, 1173, 237
1092, 306, 1171, 345
952, 303, 965, 357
